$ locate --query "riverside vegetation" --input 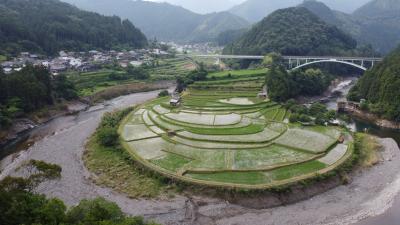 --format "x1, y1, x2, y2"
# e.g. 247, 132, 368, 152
0, 159, 159, 225
0, 65, 77, 130
348, 45, 400, 122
